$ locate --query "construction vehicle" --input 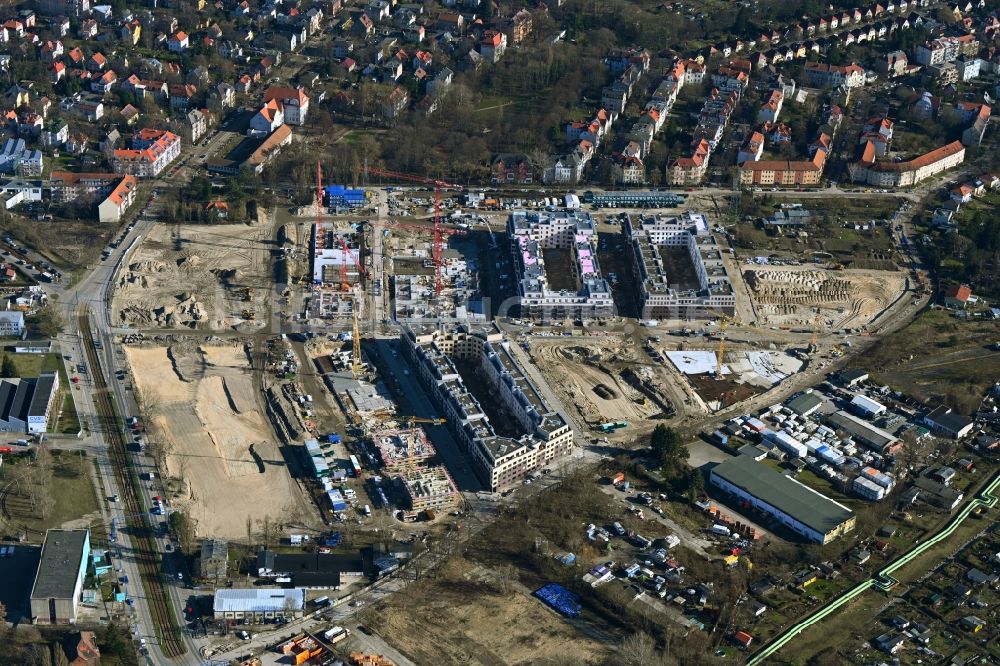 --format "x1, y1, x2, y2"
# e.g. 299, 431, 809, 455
241, 309, 256, 320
